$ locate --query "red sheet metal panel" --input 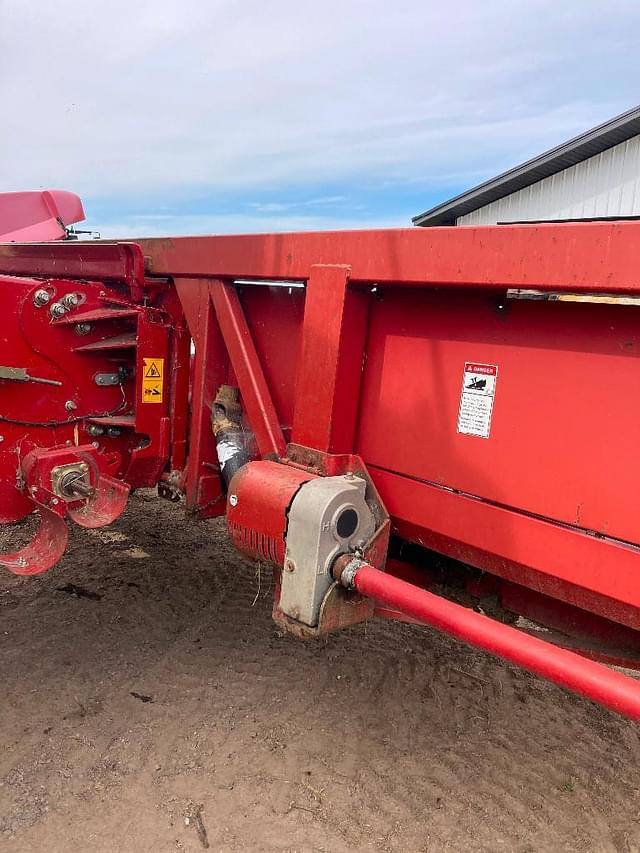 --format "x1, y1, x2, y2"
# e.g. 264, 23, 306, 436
357, 289, 640, 545
370, 466, 640, 630
237, 285, 304, 437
